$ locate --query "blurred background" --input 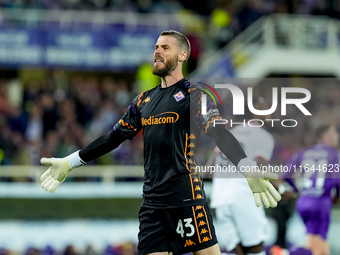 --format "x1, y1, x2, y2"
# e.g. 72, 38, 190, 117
0, 0, 340, 254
